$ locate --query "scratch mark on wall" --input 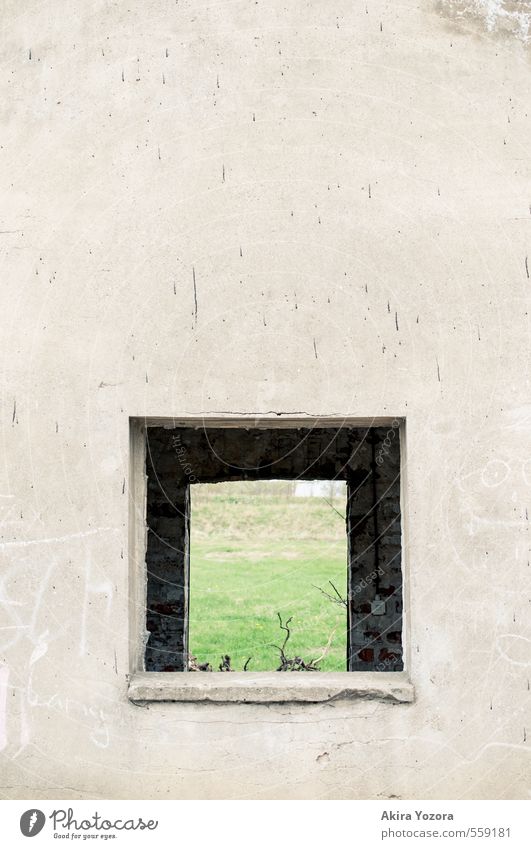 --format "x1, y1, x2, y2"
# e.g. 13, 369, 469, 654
496, 632, 531, 667
13, 689, 31, 759
29, 632, 49, 667
79, 552, 114, 656
0, 666, 8, 751
91, 711, 110, 749
0, 528, 120, 550
193, 267, 198, 327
